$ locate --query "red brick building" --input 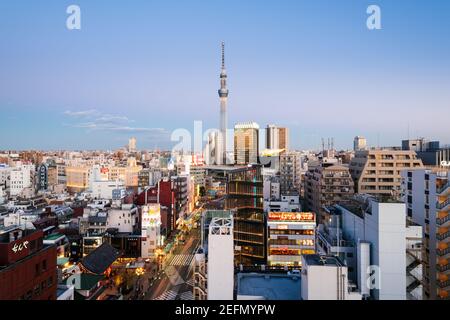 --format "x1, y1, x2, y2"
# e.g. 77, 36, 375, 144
0, 227, 57, 300
135, 180, 176, 235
